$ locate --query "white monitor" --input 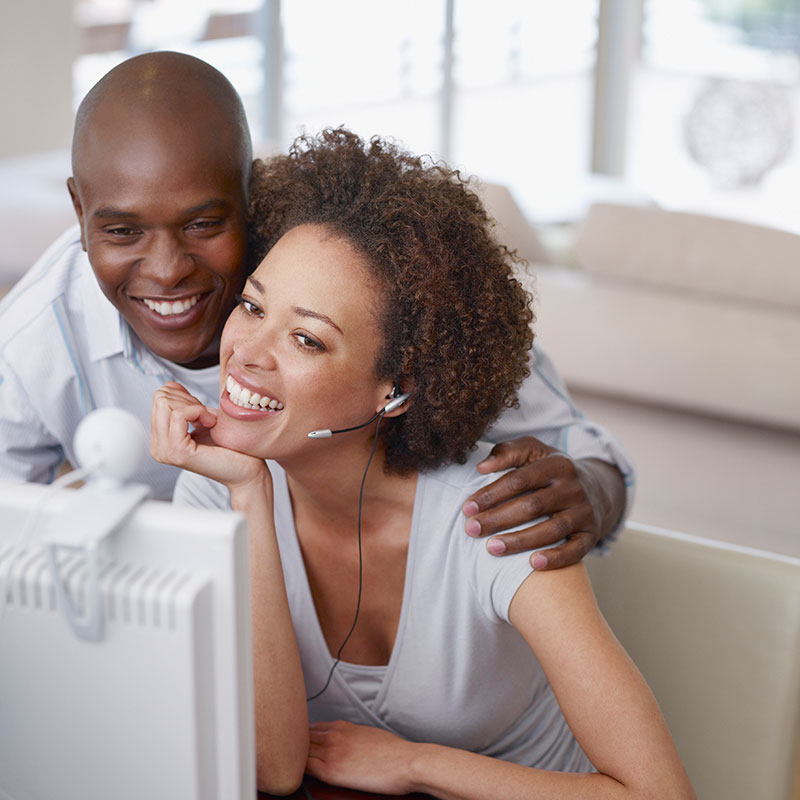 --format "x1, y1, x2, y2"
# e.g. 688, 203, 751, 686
0, 478, 255, 800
